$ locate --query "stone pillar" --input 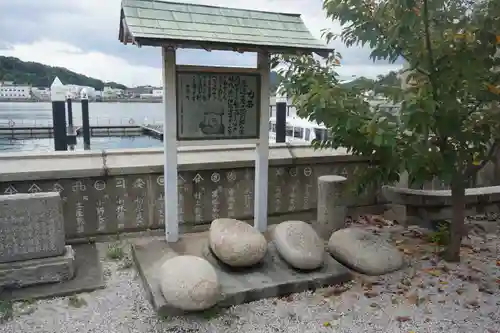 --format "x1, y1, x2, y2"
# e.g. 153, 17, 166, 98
314, 175, 347, 239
